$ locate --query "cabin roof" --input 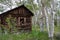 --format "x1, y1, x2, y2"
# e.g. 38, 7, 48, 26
0, 5, 34, 16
